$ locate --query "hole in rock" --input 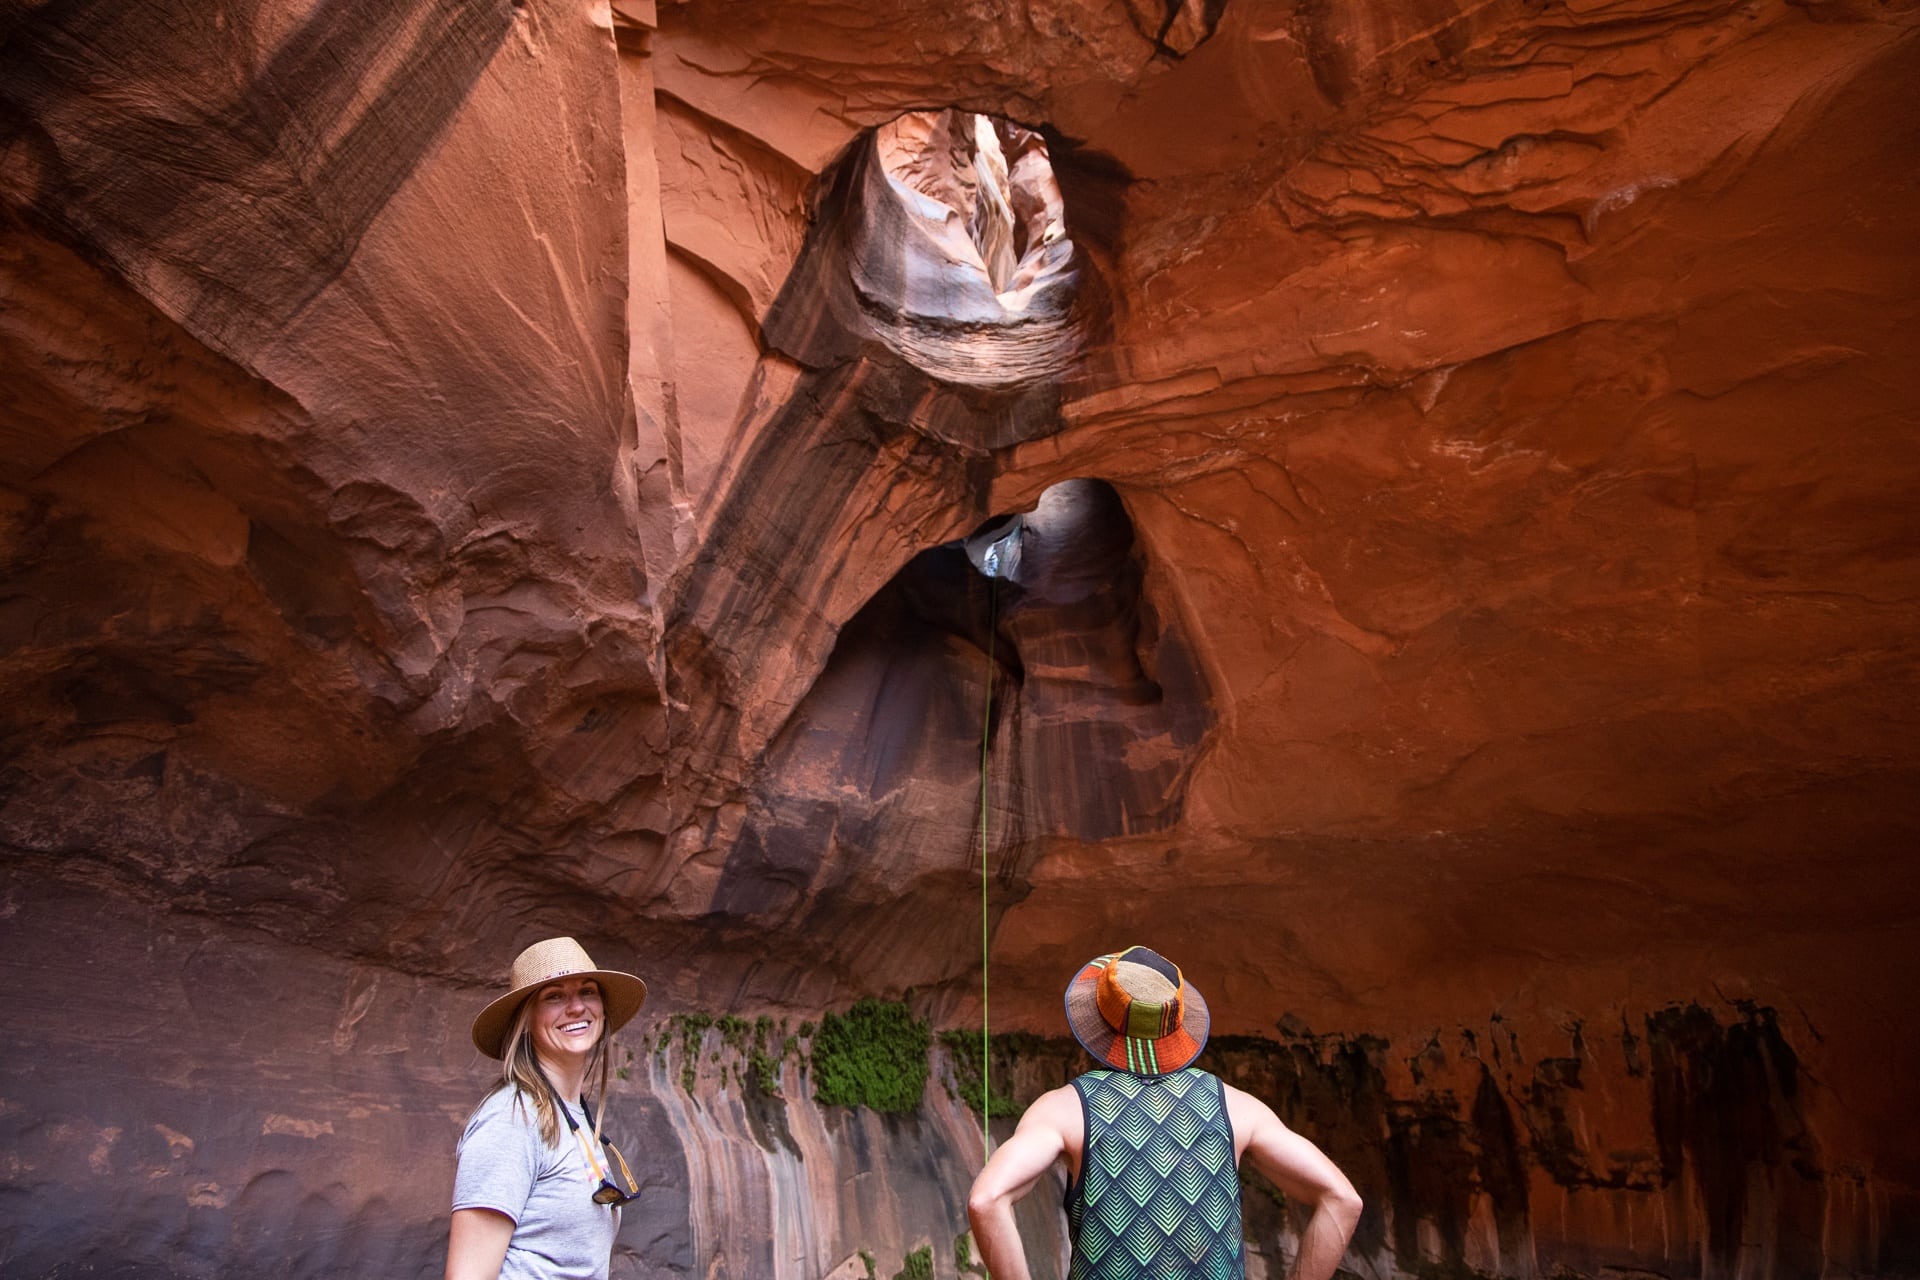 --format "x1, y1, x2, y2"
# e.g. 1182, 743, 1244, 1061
962, 480, 1216, 846
873, 110, 1066, 300
961, 479, 1139, 612
731, 478, 1212, 908
806, 106, 1090, 389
